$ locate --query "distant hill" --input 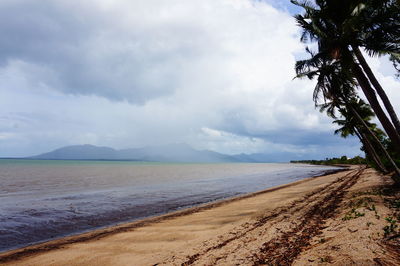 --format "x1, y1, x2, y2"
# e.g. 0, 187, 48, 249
31, 144, 119, 160
30, 144, 236, 162
29, 143, 290, 163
